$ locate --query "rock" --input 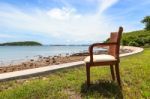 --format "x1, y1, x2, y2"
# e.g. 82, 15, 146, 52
30, 63, 34, 67
71, 52, 89, 56
30, 59, 34, 61
52, 57, 56, 63
45, 59, 50, 63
